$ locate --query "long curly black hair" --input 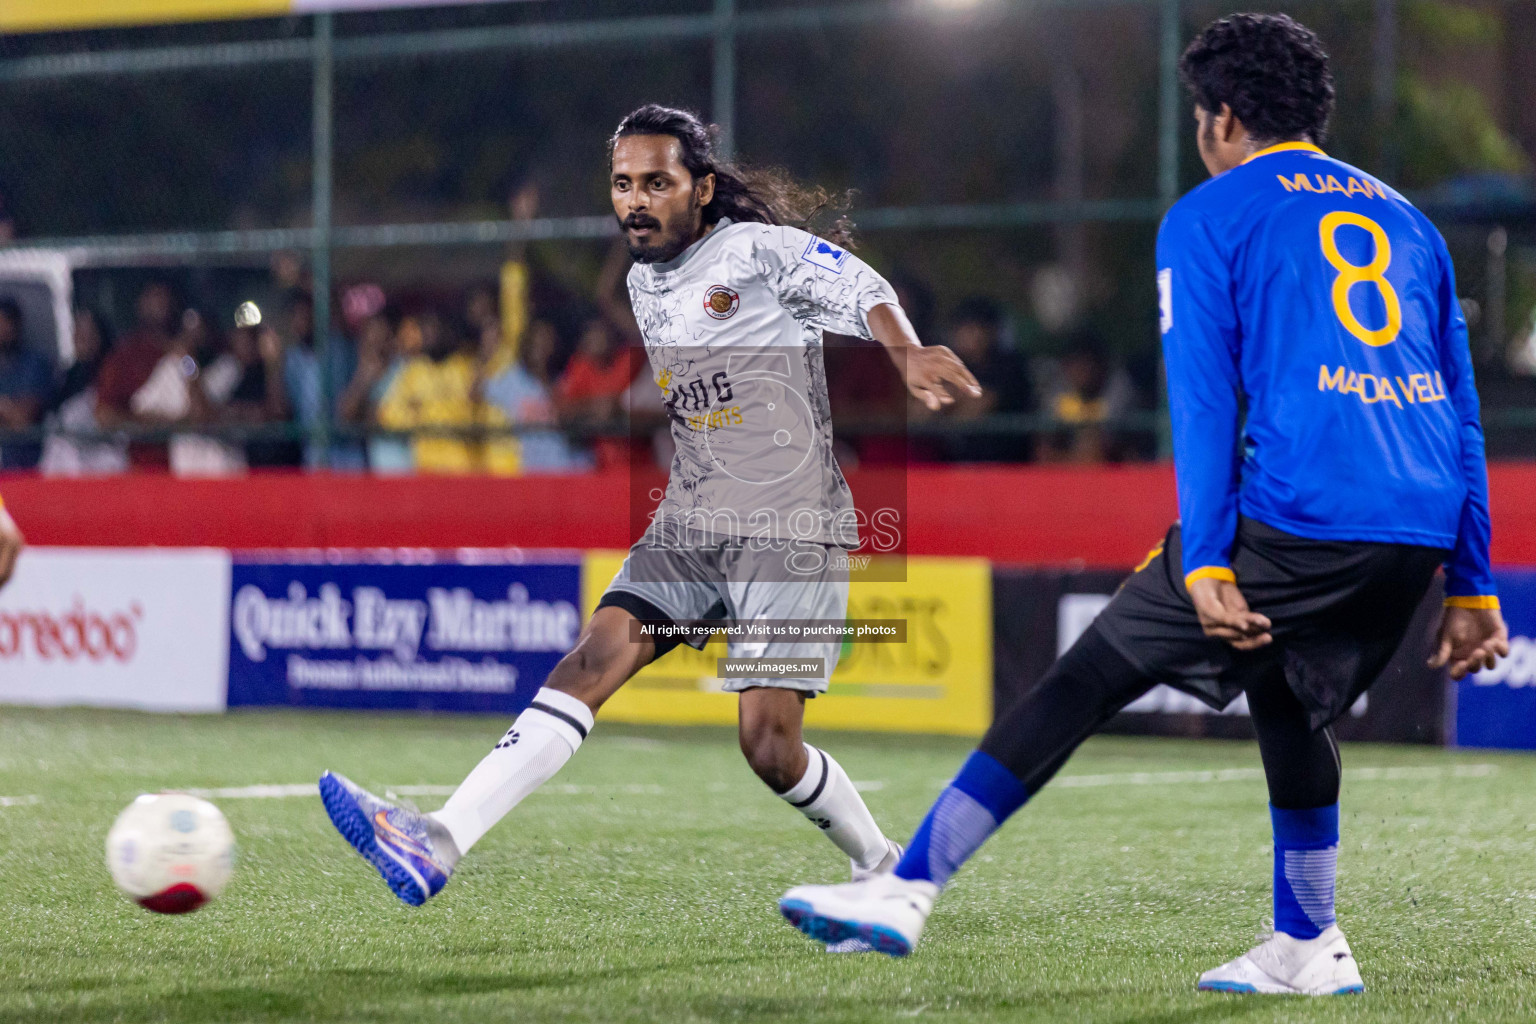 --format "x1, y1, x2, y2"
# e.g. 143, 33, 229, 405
1179, 13, 1335, 145
610, 104, 856, 248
